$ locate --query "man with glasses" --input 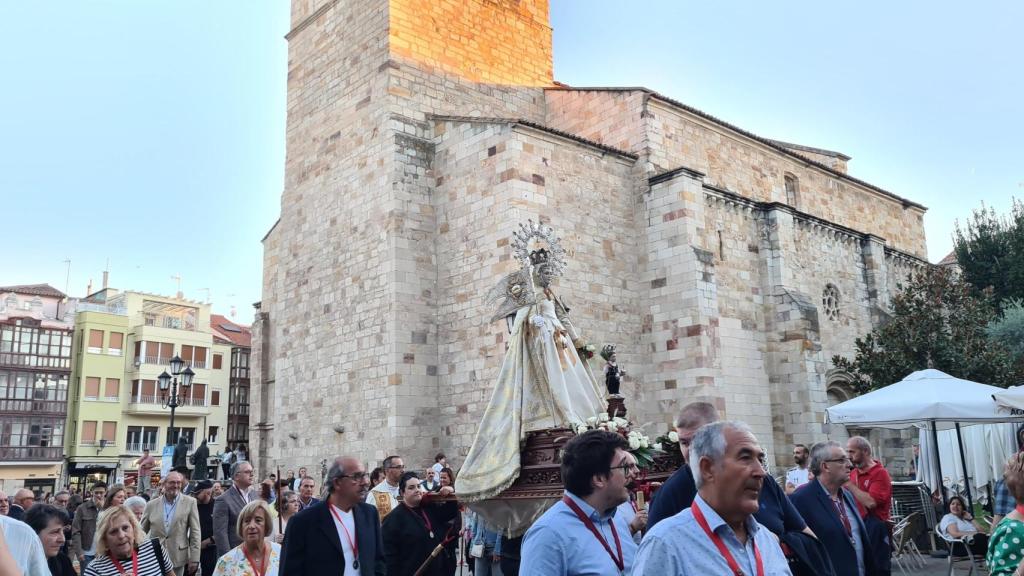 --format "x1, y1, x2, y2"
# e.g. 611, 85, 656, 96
366, 455, 404, 521
791, 442, 877, 576
280, 455, 386, 576
520, 430, 639, 575
213, 461, 258, 557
